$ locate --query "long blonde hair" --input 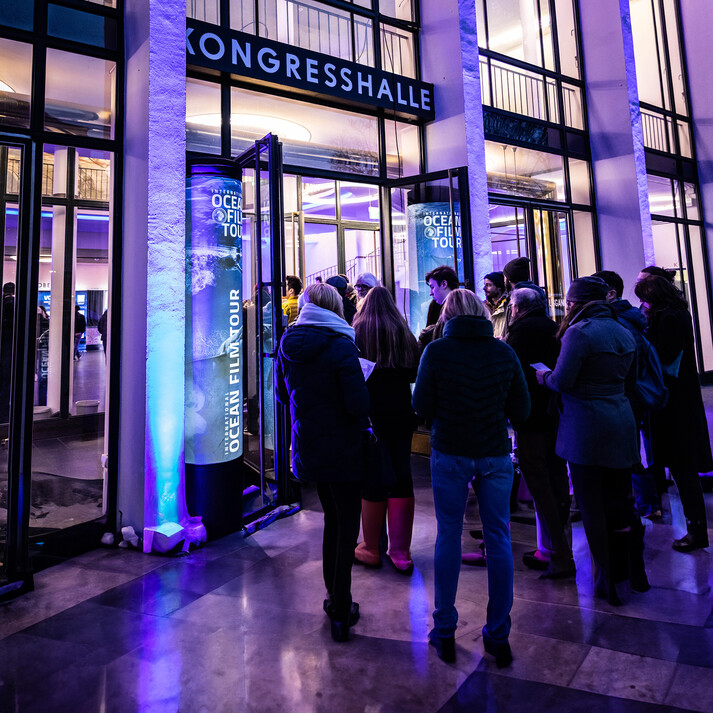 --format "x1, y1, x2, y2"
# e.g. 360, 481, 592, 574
353, 286, 419, 368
